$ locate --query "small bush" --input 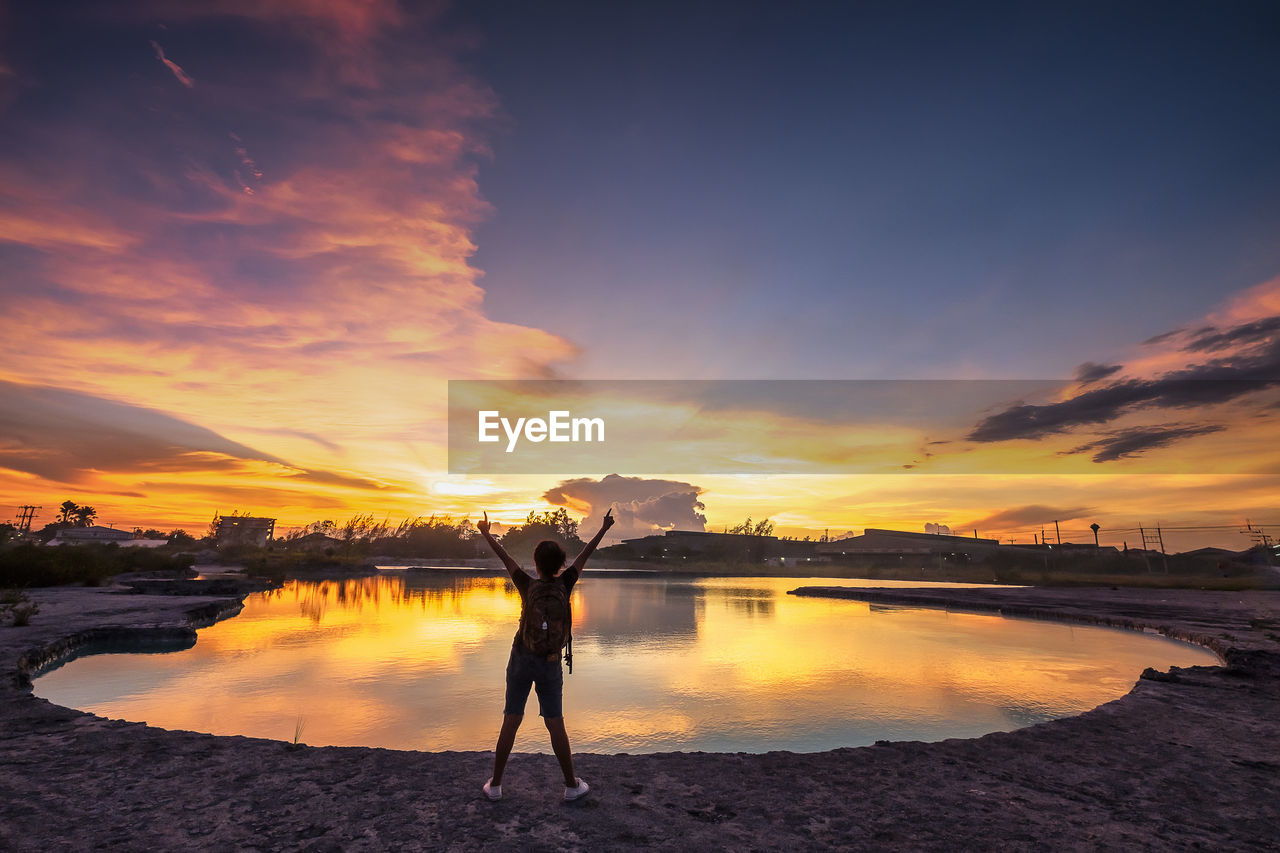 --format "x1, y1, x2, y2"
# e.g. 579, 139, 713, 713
0, 544, 195, 588
1, 589, 39, 626
11, 602, 38, 626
